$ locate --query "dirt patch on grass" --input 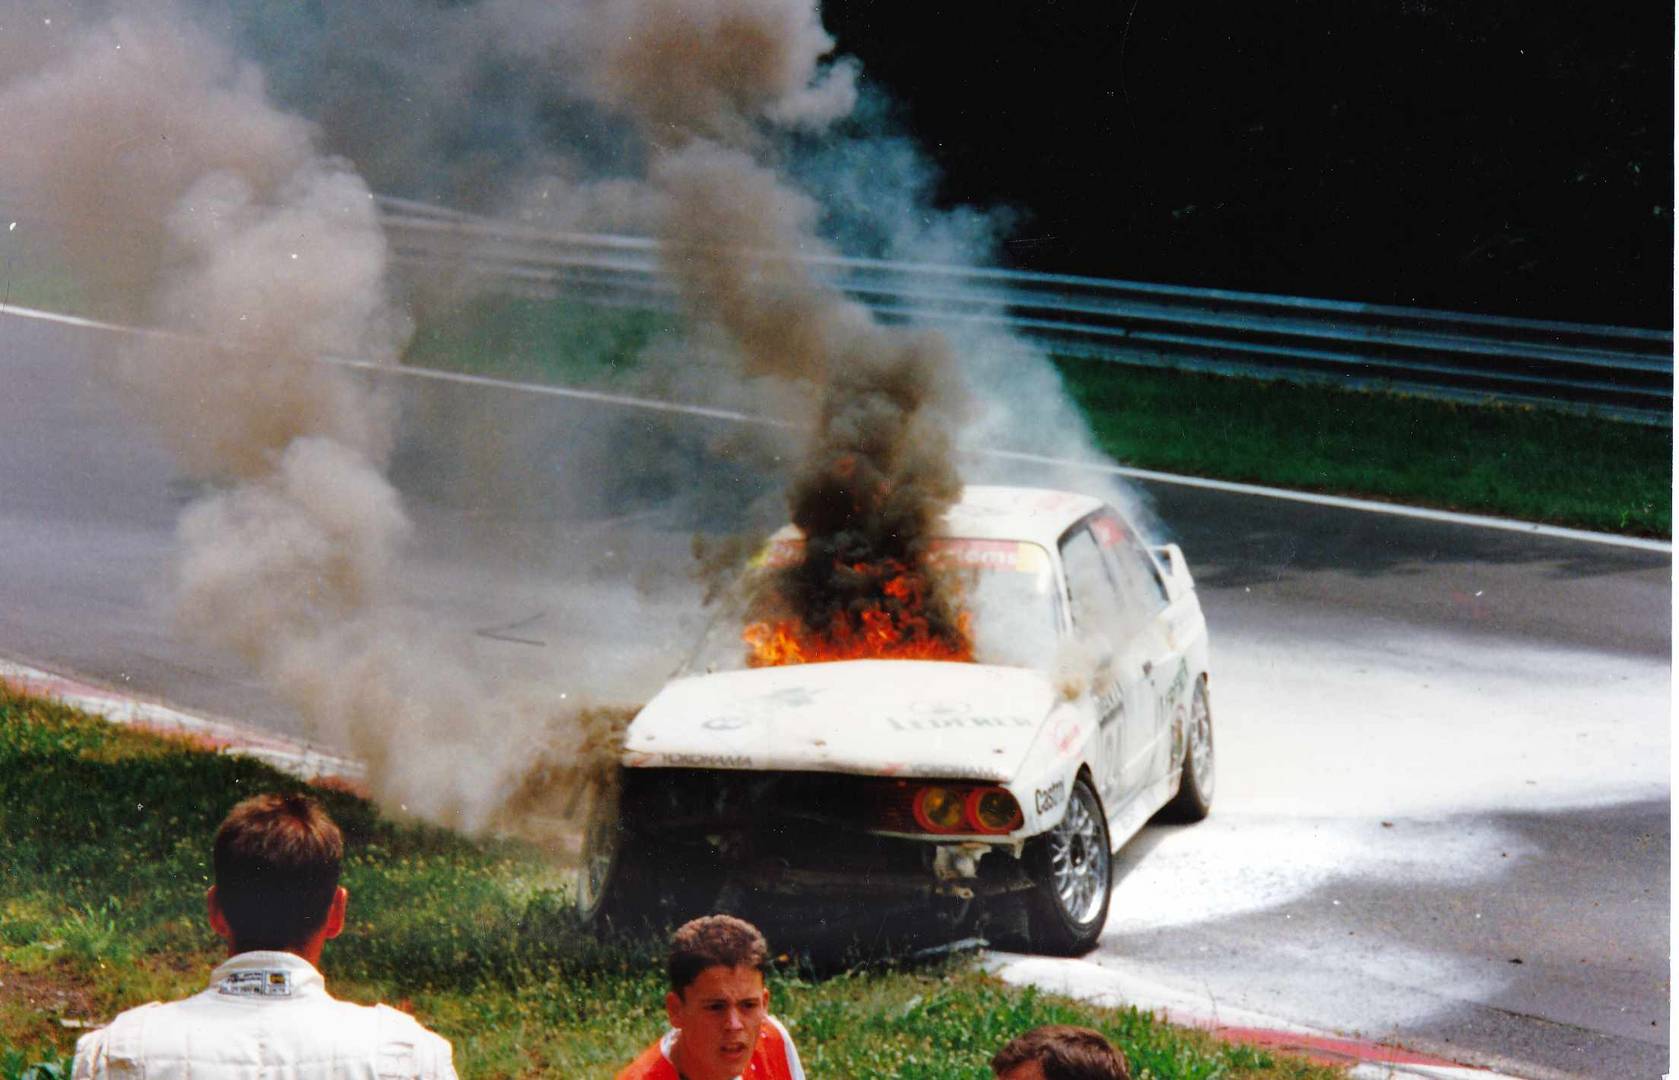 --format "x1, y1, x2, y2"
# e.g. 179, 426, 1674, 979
0, 959, 104, 1051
